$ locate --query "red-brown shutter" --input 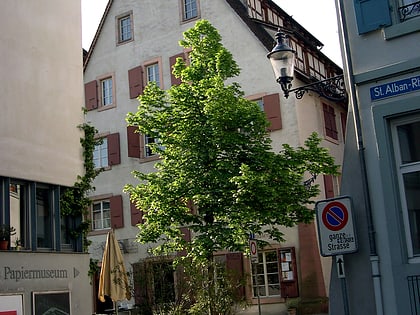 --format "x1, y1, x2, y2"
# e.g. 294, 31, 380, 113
130, 200, 143, 226
263, 93, 282, 131
139, 133, 145, 159
177, 227, 191, 257
323, 103, 338, 140
169, 53, 185, 86
127, 126, 141, 158
279, 247, 299, 298
84, 80, 98, 110
226, 252, 245, 298
107, 133, 121, 165
128, 66, 144, 99
341, 111, 347, 143
110, 195, 123, 229
324, 175, 335, 198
